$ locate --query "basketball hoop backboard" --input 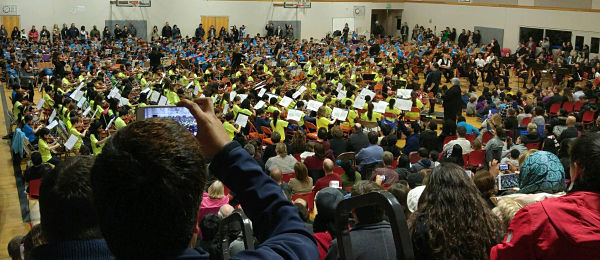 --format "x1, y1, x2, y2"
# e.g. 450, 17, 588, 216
115, 0, 151, 7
